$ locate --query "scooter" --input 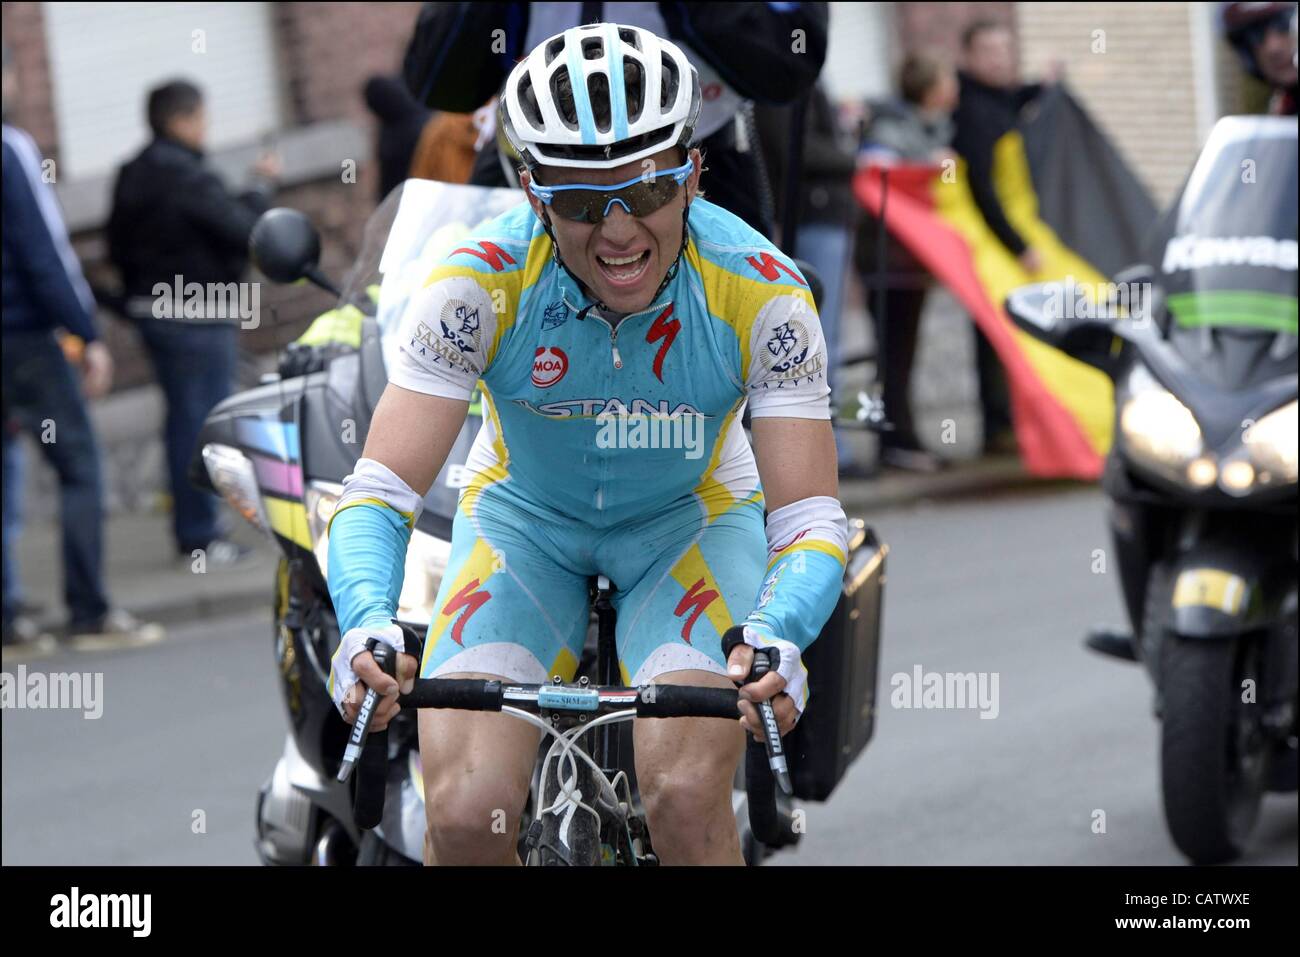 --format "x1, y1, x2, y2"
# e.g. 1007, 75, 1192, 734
189, 179, 887, 865
1005, 114, 1297, 864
